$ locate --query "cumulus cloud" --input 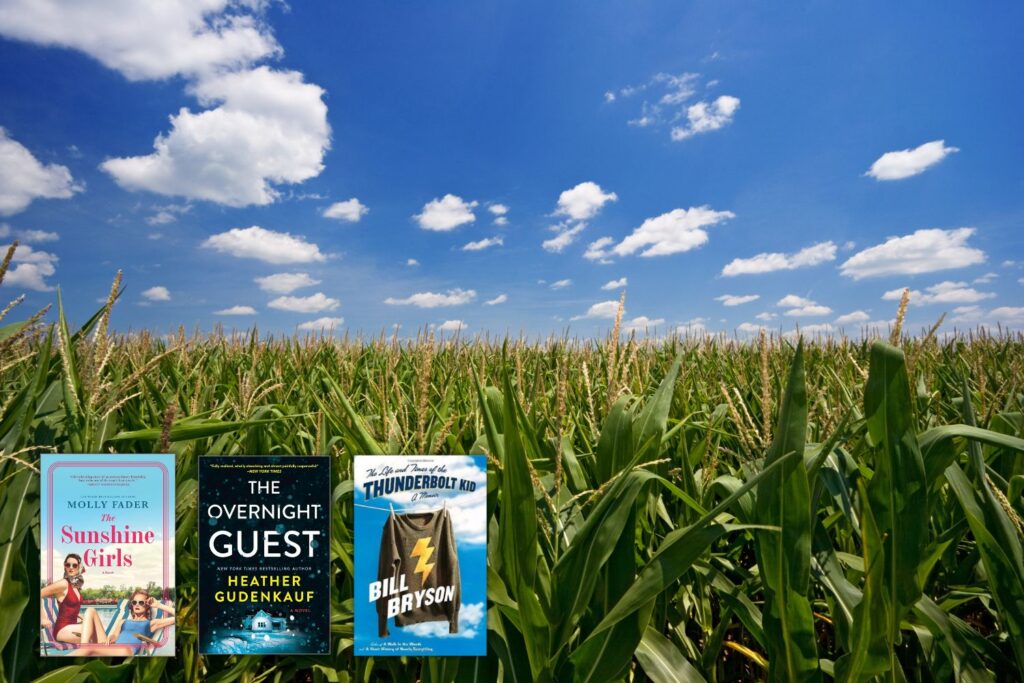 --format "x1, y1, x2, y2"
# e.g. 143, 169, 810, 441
543, 222, 586, 253
601, 277, 627, 290
584, 237, 616, 263
882, 281, 995, 305
866, 140, 958, 181
722, 241, 836, 276
737, 322, 765, 334
488, 203, 508, 216
462, 236, 503, 251
973, 272, 997, 284
834, 310, 870, 325
255, 272, 321, 294
671, 95, 741, 141
0, 0, 280, 81
202, 226, 326, 264
0, 128, 82, 215
622, 316, 665, 334
840, 228, 984, 279
0, 243, 58, 291
716, 294, 759, 306
549, 279, 572, 290
437, 319, 467, 332
142, 285, 170, 301
597, 206, 734, 259
678, 317, 708, 335
777, 294, 832, 317
406, 258, 419, 267
399, 602, 485, 639
214, 305, 256, 315
102, 67, 330, 207
268, 292, 339, 313
554, 182, 617, 221
384, 289, 476, 308
414, 194, 477, 231
484, 294, 508, 305
323, 198, 368, 223
0, 225, 58, 242
298, 316, 343, 330
571, 300, 619, 320
146, 203, 190, 226
755, 312, 778, 321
